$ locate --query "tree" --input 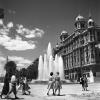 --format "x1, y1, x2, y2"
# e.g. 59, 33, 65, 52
4, 61, 17, 79
26, 58, 39, 80
20, 68, 27, 77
